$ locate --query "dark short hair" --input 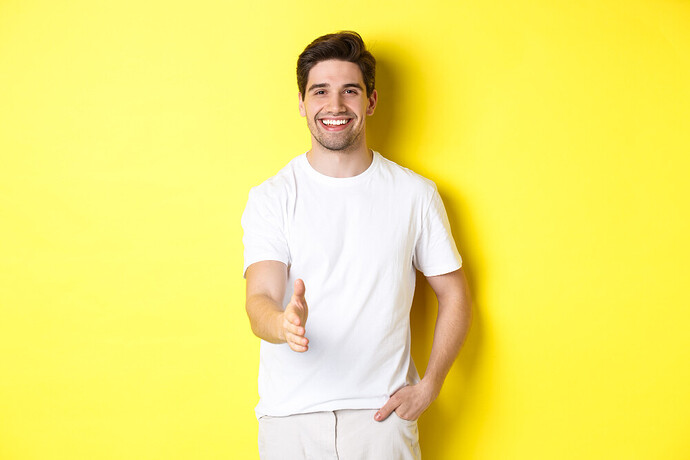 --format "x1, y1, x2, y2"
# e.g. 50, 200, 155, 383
297, 31, 376, 98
